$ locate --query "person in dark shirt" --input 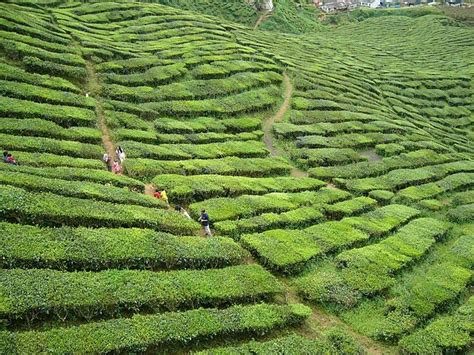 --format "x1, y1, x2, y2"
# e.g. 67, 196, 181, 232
3, 151, 8, 163
198, 209, 212, 237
